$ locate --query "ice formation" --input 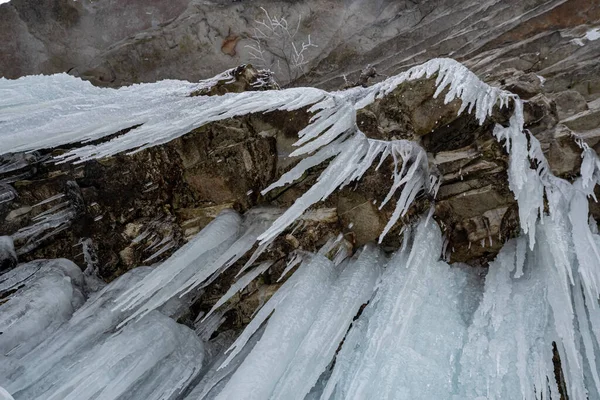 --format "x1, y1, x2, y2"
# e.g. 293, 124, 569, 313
0, 259, 85, 355
0, 58, 502, 243
1, 266, 204, 400
1, 58, 600, 399
114, 208, 282, 325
